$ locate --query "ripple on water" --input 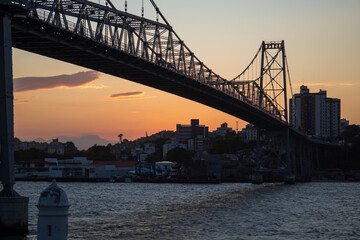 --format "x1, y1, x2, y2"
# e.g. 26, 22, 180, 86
10, 182, 360, 240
